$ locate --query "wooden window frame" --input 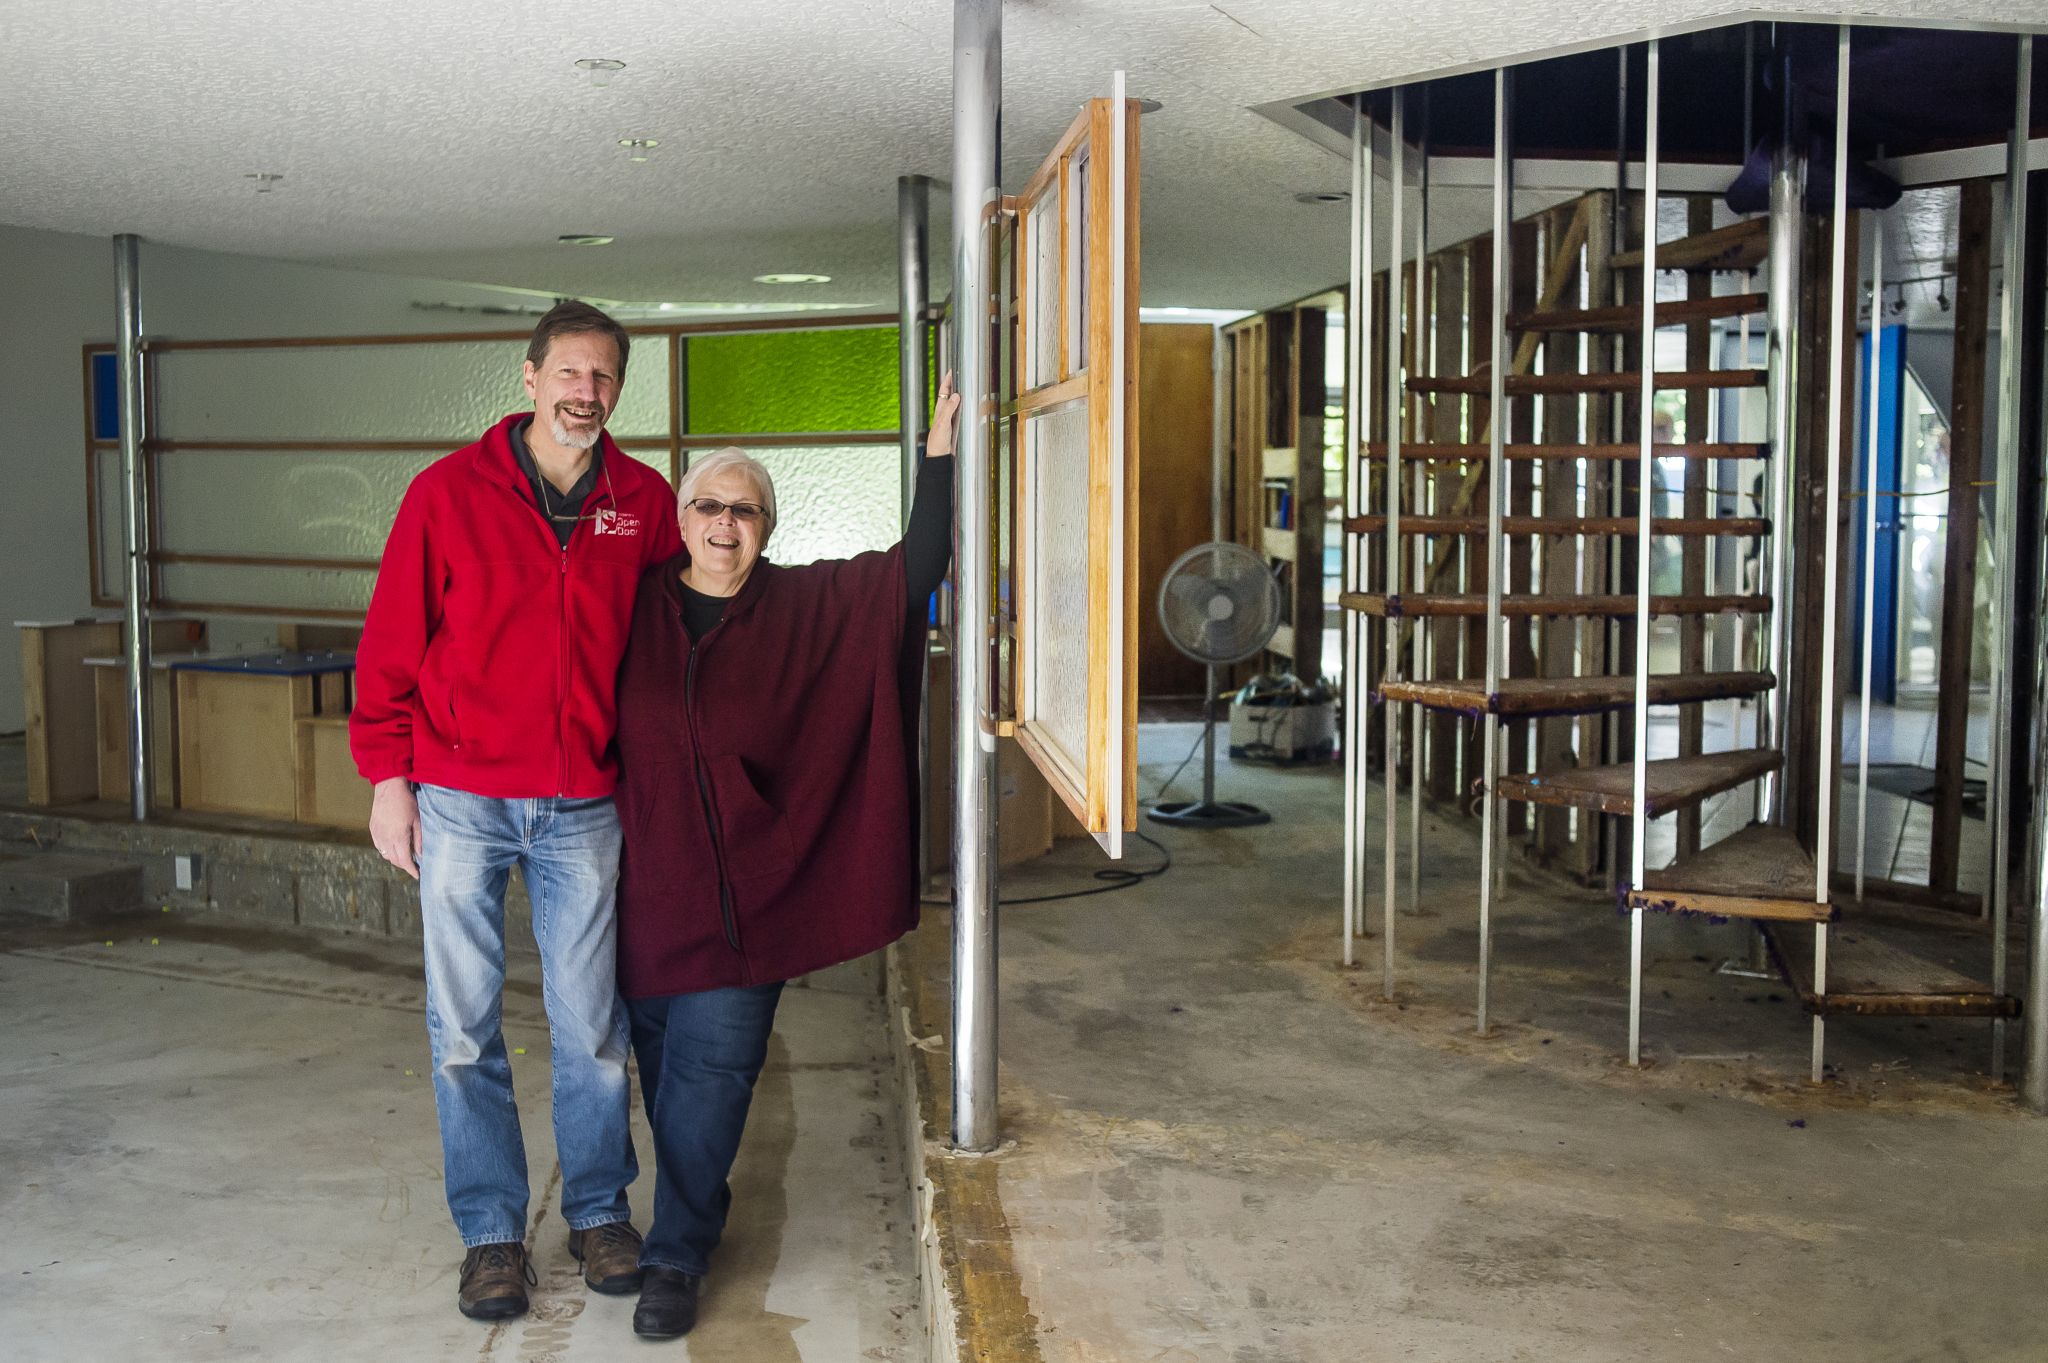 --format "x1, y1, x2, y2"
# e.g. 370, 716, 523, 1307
1002, 95, 1141, 853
